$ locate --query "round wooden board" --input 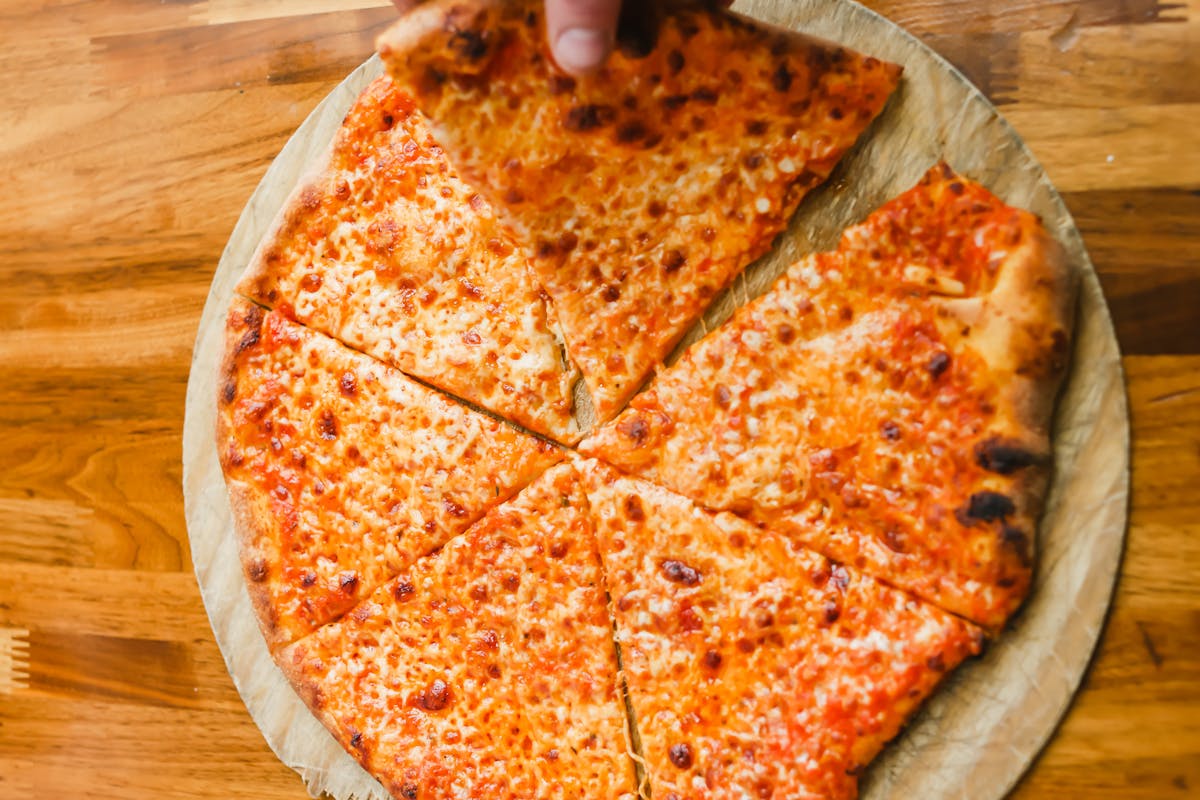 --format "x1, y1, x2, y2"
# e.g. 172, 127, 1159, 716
181, 2, 1131, 799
